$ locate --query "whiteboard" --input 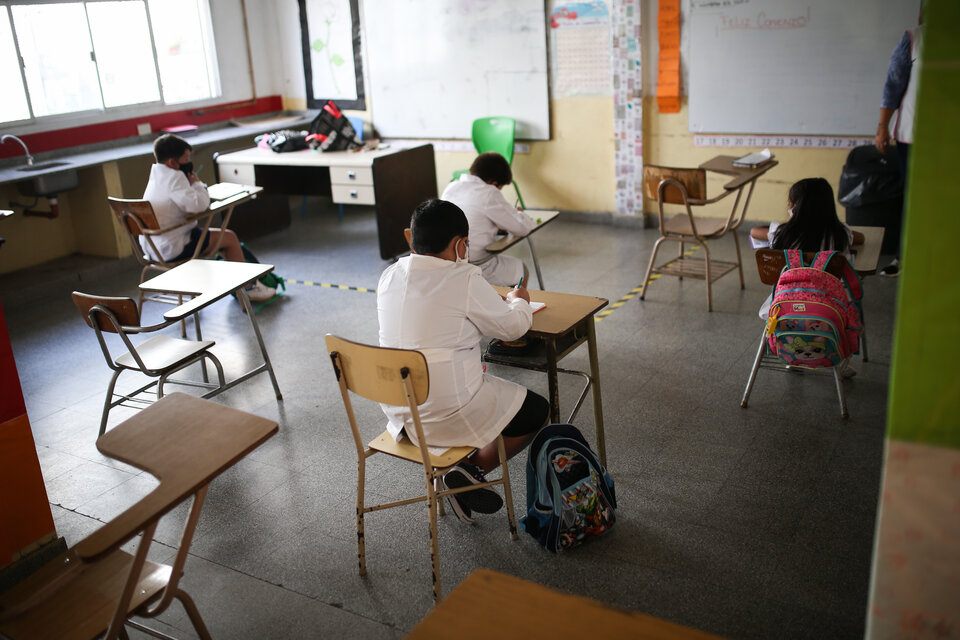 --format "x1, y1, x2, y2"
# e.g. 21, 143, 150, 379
688, 0, 921, 136
361, 0, 550, 140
